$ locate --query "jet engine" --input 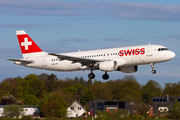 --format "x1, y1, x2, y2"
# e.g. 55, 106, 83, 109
118, 65, 138, 73
99, 61, 117, 71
